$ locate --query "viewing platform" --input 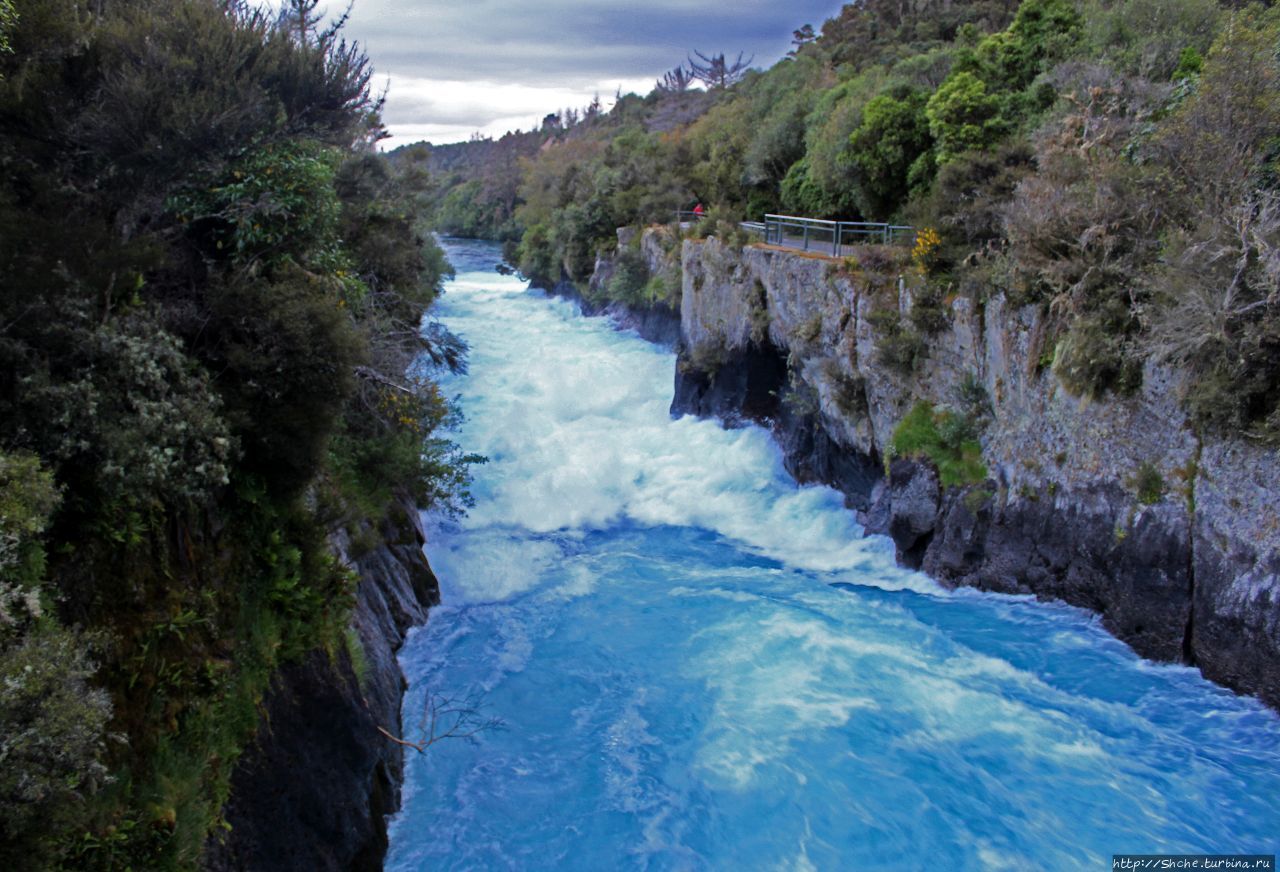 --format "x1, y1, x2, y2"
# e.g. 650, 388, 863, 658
675, 211, 914, 257
757, 214, 915, 257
